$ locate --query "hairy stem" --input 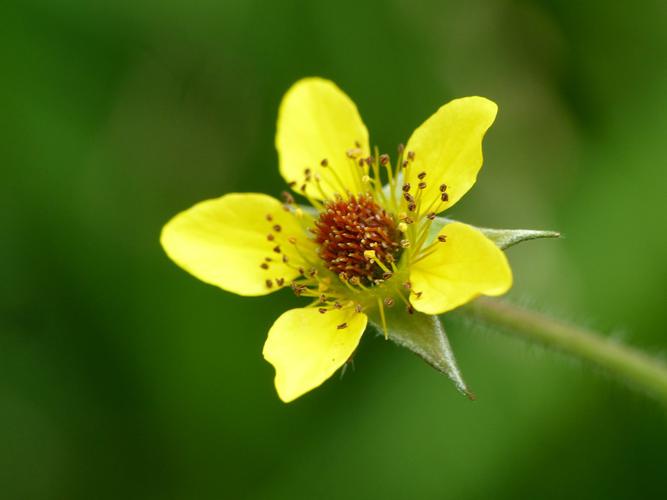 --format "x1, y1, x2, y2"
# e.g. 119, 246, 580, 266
464, 297, 667, 404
